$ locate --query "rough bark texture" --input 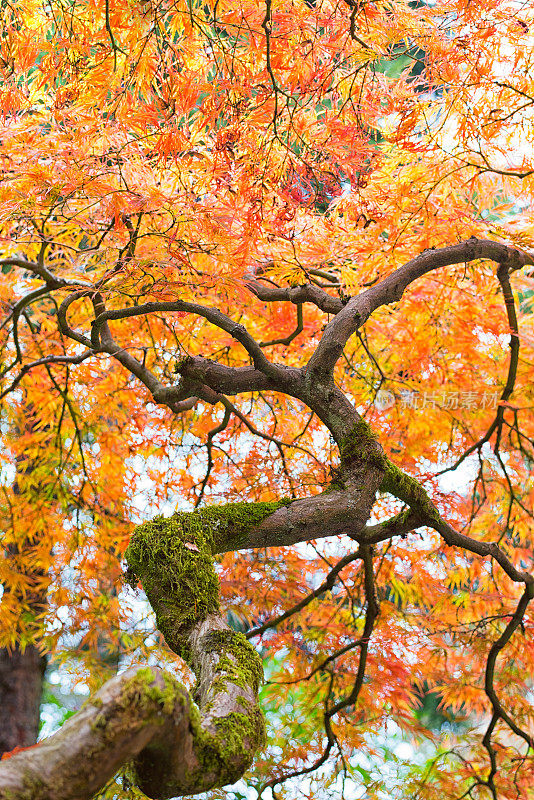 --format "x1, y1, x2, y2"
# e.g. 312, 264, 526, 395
0, 510, 265, 800
0, 666, 189, 799
0, 647, 46, 757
